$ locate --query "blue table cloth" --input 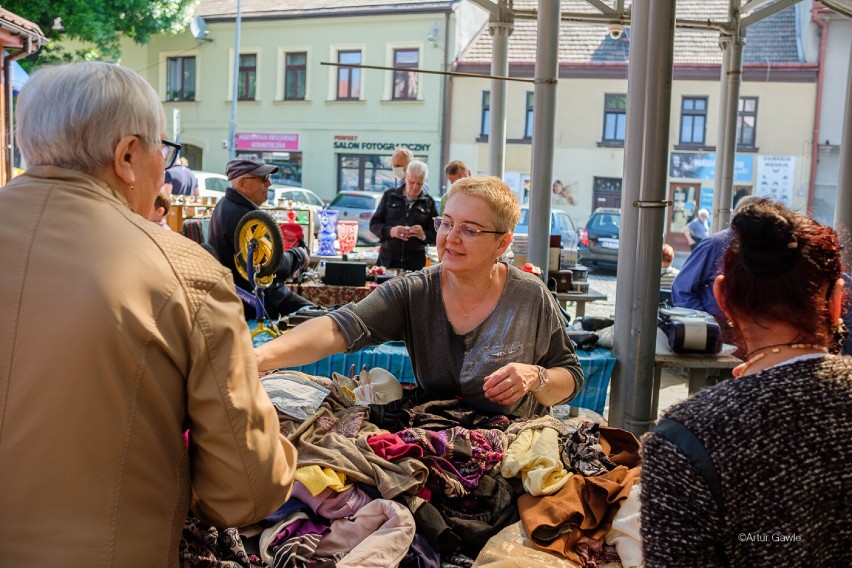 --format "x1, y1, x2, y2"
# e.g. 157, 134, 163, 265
250, 322, 614, 414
